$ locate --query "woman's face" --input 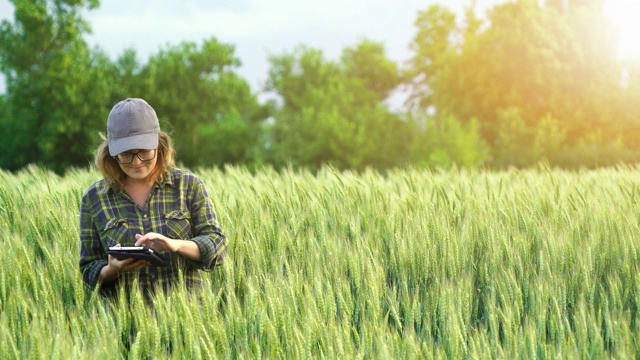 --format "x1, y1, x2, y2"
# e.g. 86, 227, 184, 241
116, 149, 158, 184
